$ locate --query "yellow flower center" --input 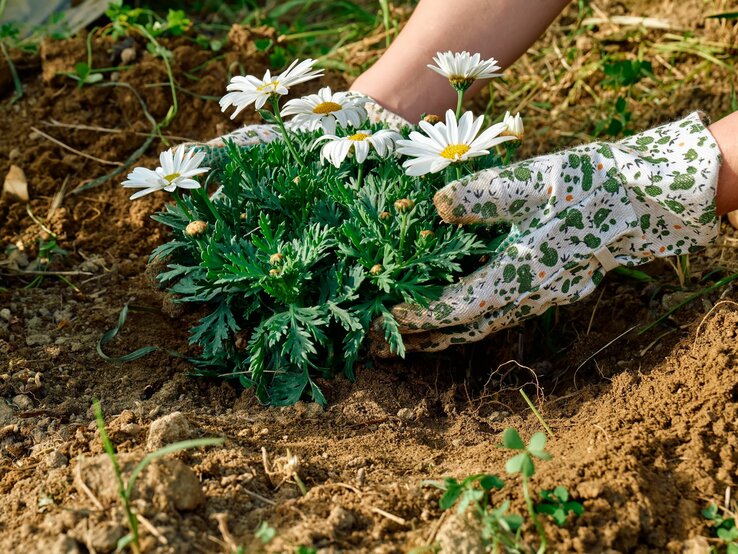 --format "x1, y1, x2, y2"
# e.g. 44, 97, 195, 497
439, 144, 471, 160
312, 101, 342, 114
163, 172, 181, 183
257, 80, 279, 92
449, 76, 474, 89
348, 133, 370, 141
